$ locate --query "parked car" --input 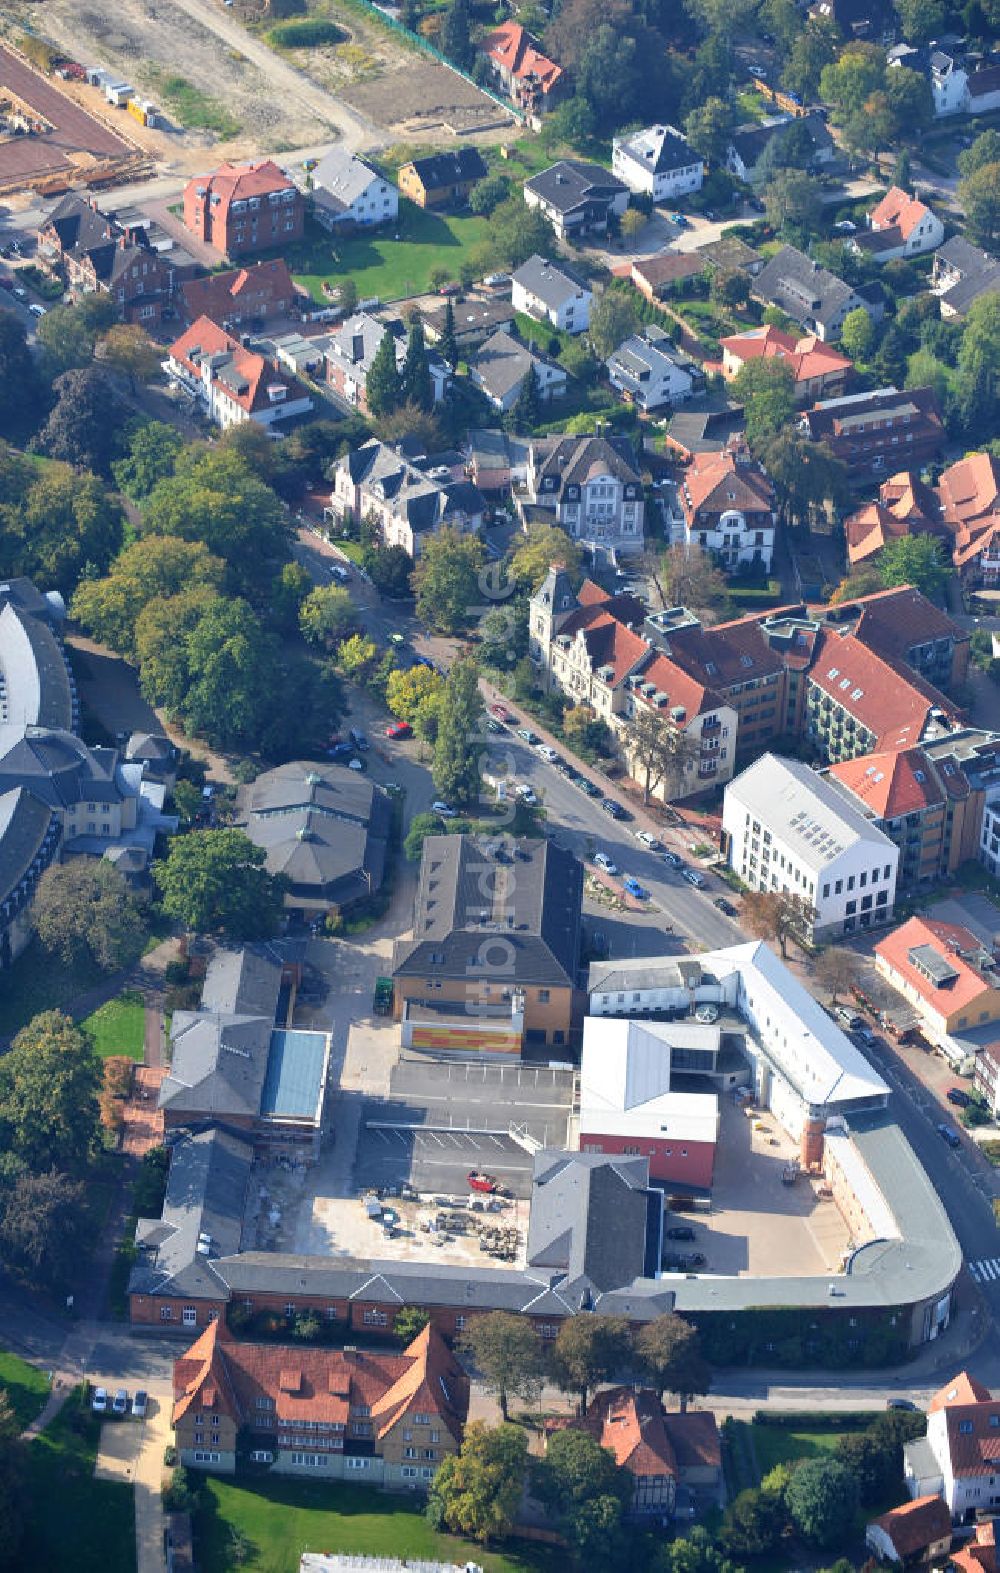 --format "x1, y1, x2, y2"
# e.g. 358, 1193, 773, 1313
485, 718, 503, 734
681, 868, 705, 887
947, 1087, 972, 1108
536, 744, 559, 762
433, 801, 458, 818
635, 830, 662, 850
483, 272, 511, 287
516, 727, 538, 744
623, 877, 650, 899
112, 1390, 129, 1417
28, 303, 45, 317
937, 1123, 961, 1149
489, 704, 512, 722
578, 777, 603, 797
666, 1225, 695, 1241
385, 721, 412, 739
669, 212, 688, 228
327, 740, 353, 758
349, 728, 369, 750
516, 785, 537, 806
329, 563, 350, 582
886, 1398, 918, 1411
663, 850, 682, 867
131, 1391, 148, 1419
601, 799, 627, 820
91, 1387, 109, 1414
593, 852, 618, 875
555, 760, 577, 779
714, 897, 738, 917
347, 757, 366, 772
855, 1025, 877, 1047
835, 1006, 862, 1031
